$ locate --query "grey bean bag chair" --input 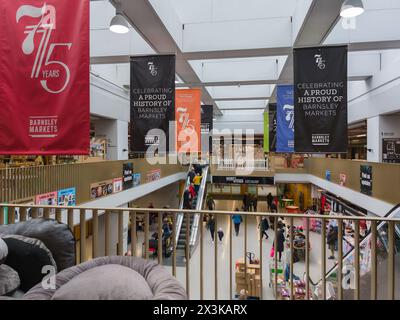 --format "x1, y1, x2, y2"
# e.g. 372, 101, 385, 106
23, 256, 187, 300
0, 218, 75, 271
